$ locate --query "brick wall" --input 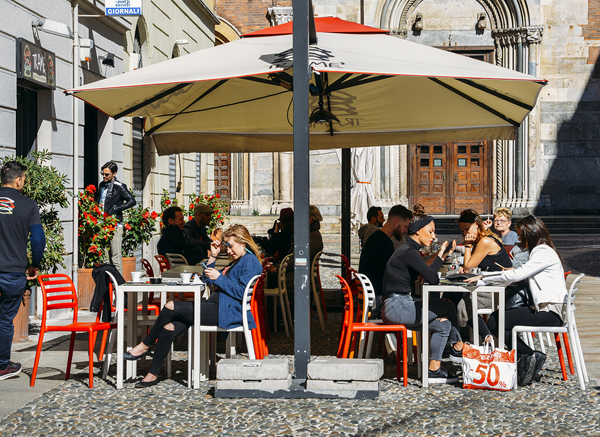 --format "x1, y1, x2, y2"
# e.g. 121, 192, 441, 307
216, 0, 274, 34
583, 0, 600, 40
